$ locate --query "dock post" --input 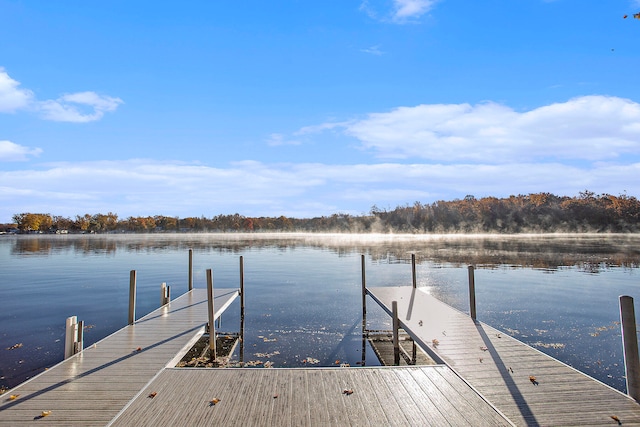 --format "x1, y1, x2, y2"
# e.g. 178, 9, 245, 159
188, 249, 193, 291
76, 320, 84, 354
128, 270, 136, 325
361, 254, 367, 367
206, 269, 217, 363
412, 254, 417, 289
468, 266, 477, 321
160, 282, 170, 306
64, 316, 78, 359
392, 300, 400, 366
240, 256, 245, 365
620, 295, 640, 401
